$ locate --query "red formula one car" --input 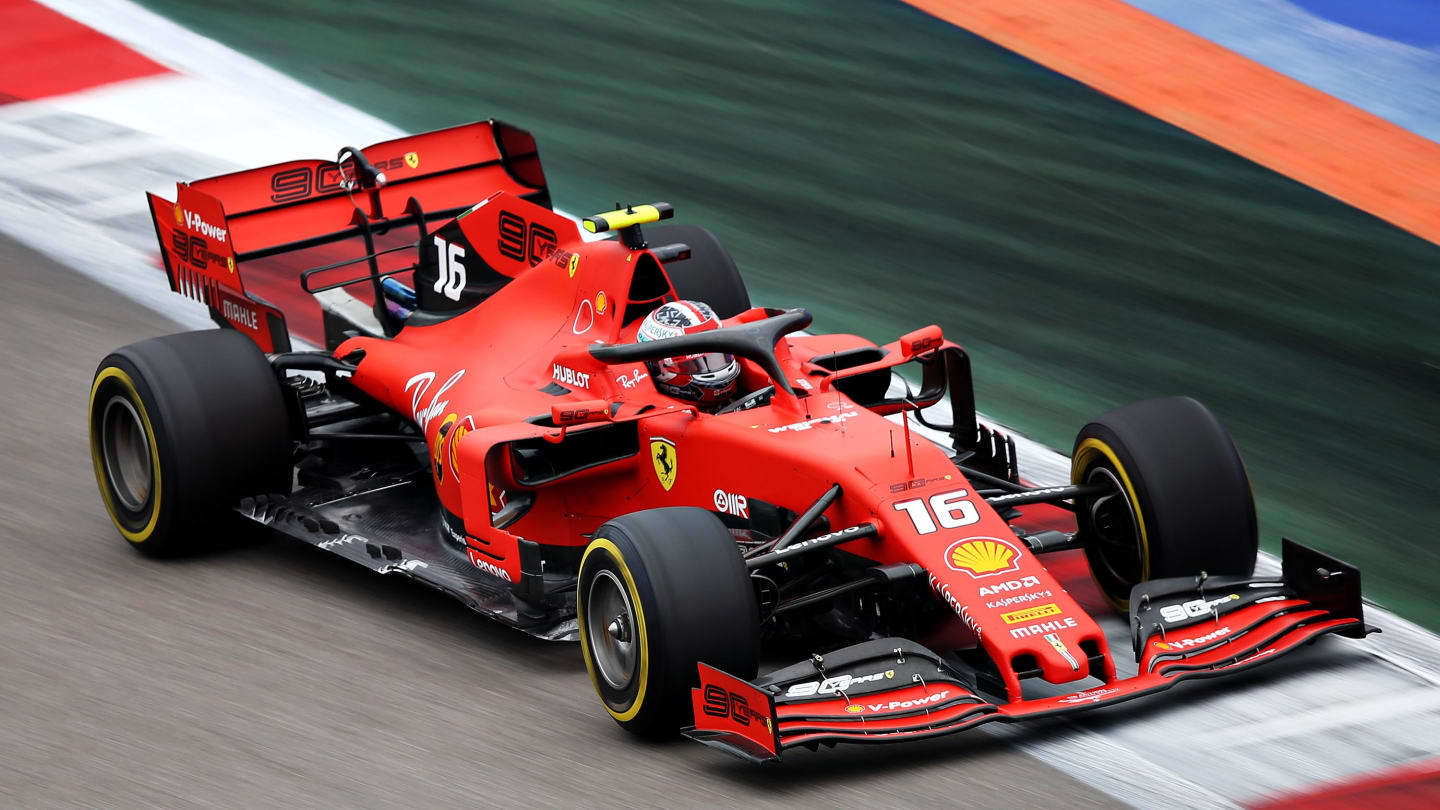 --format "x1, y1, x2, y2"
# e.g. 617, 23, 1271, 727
89, 120, 1372, 761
